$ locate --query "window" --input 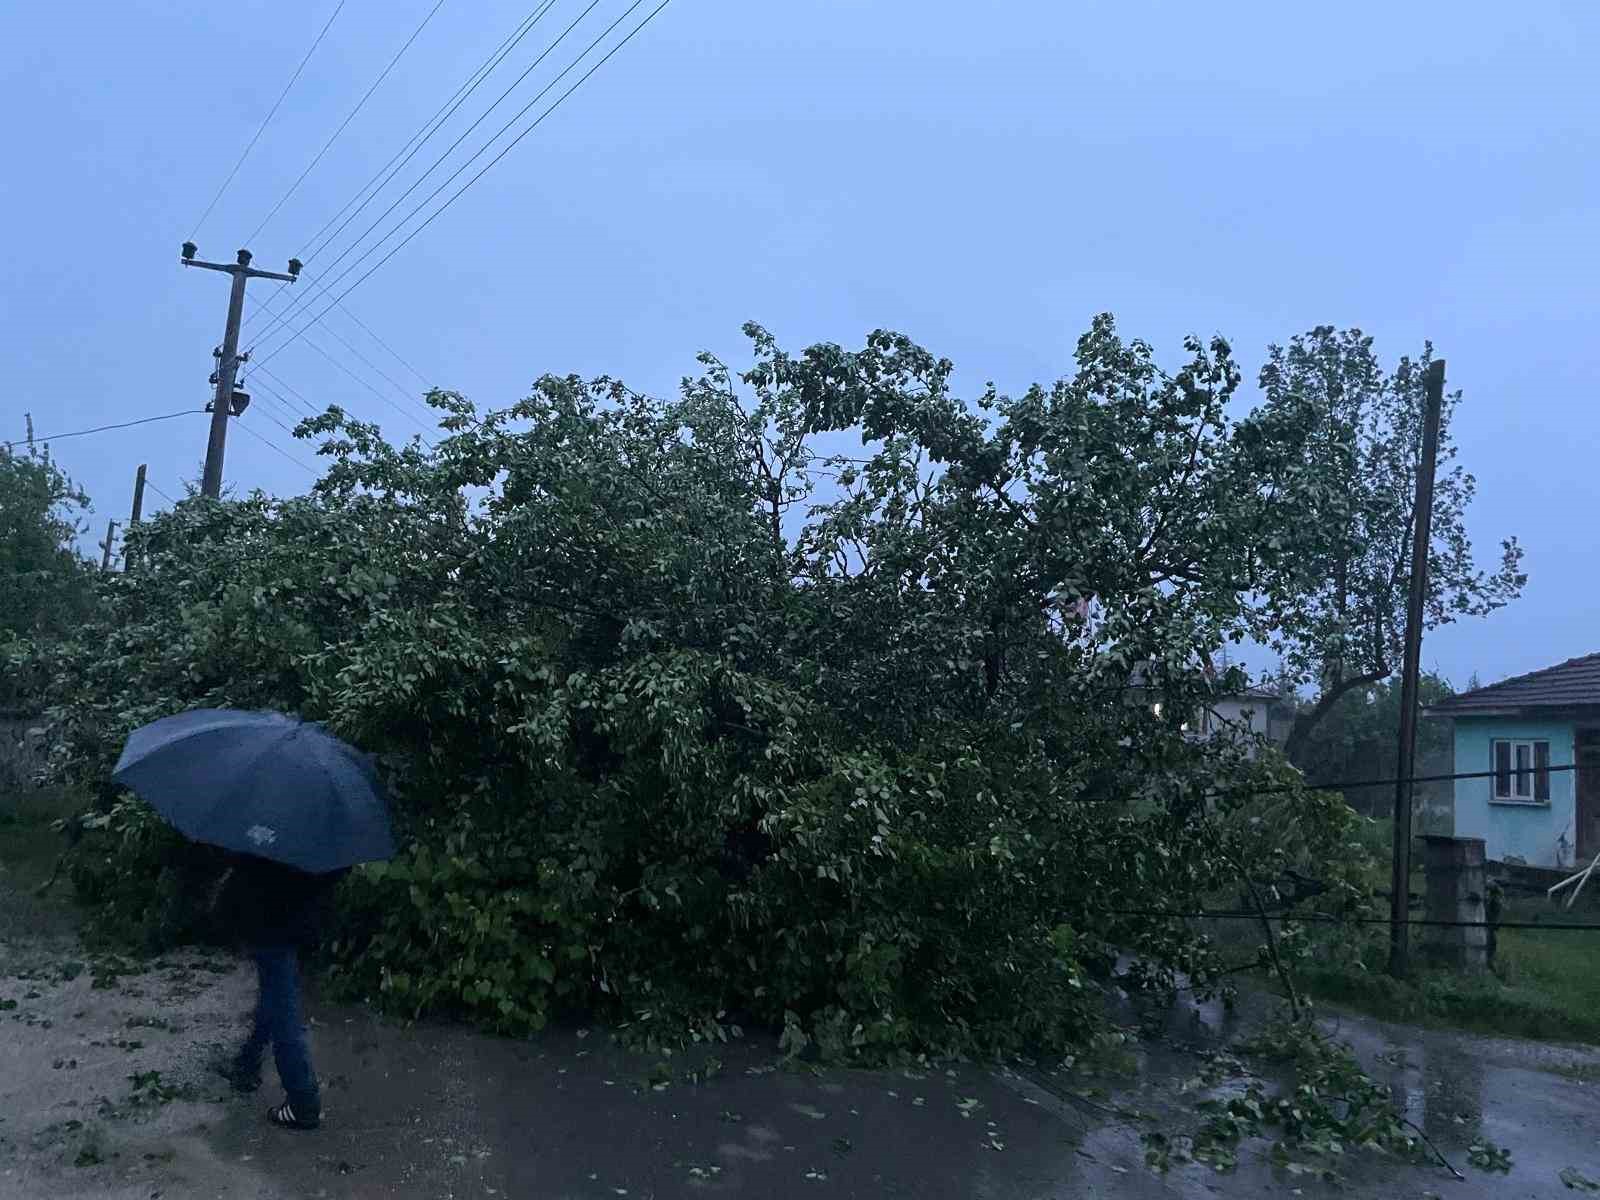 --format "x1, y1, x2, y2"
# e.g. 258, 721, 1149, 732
1492, 739, 1550, 802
